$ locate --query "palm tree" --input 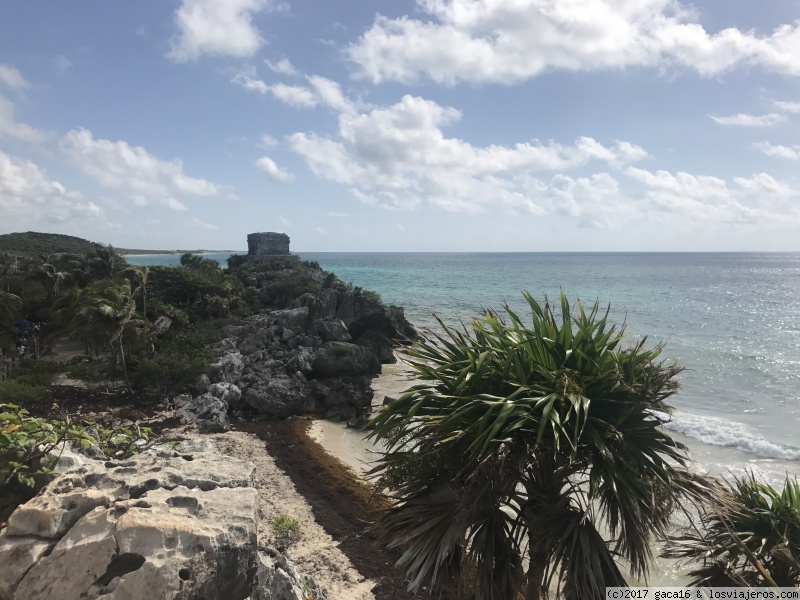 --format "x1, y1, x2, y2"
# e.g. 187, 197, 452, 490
36, 261, 69, 306
368, 292, 707, 600
0, 252, 17, 293
89, 244, 124, 280
123, 264, 149, 319
664, 473, 800, 586
68, 279, 143, 392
